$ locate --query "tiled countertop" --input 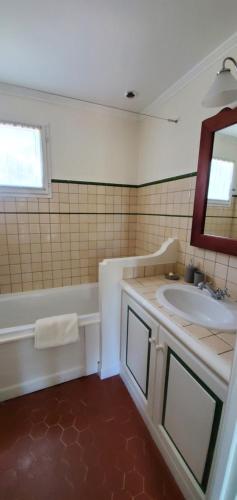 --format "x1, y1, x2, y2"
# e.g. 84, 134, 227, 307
121, 275, 236, 384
